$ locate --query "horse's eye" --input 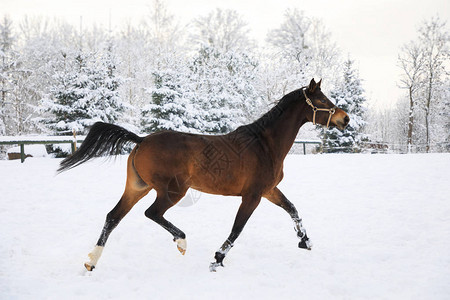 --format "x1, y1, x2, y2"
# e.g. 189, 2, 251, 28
320, 99, 326, 103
